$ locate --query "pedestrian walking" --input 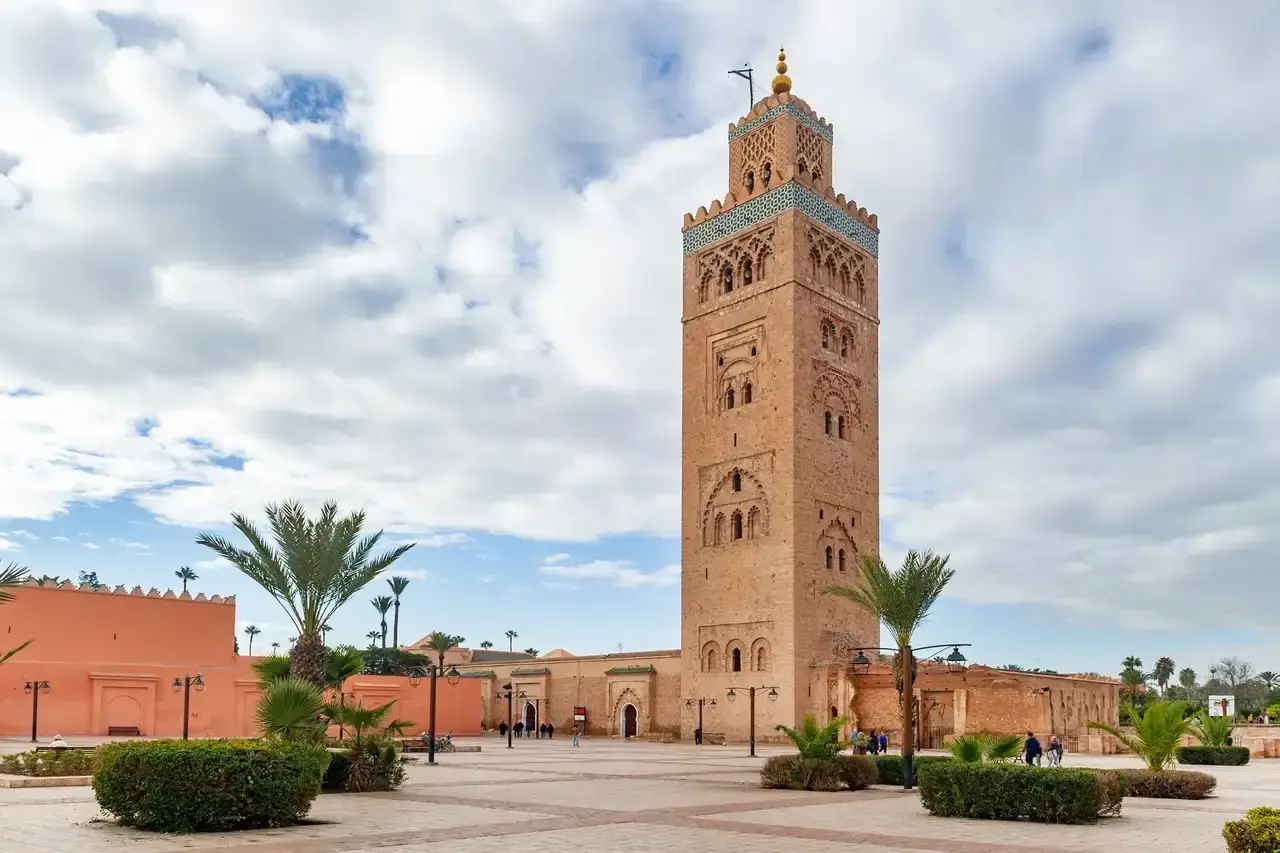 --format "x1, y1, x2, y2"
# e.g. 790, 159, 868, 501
572, 725, 580, 747
1024, 731, 1042, 766
547, 723, 555, 739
